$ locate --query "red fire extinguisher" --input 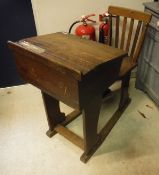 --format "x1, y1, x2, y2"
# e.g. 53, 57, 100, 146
99, 13, 110, 44
69, 14, 96, 41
